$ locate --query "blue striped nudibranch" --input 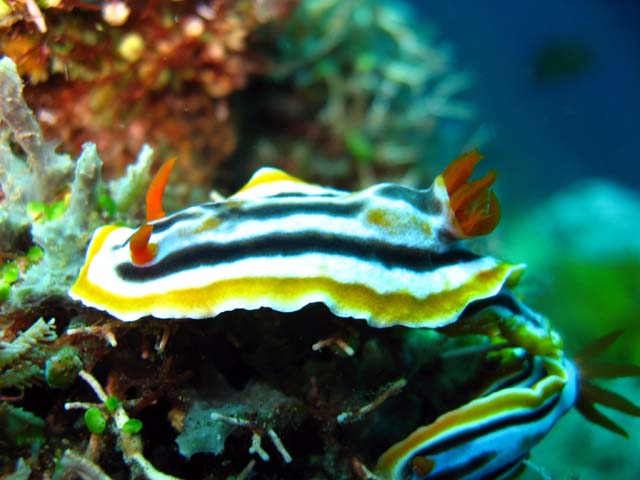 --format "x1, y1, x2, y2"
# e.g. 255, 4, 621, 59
374, 294, 640, 479
70, 150, 521, 326
376, 352, 579, 480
